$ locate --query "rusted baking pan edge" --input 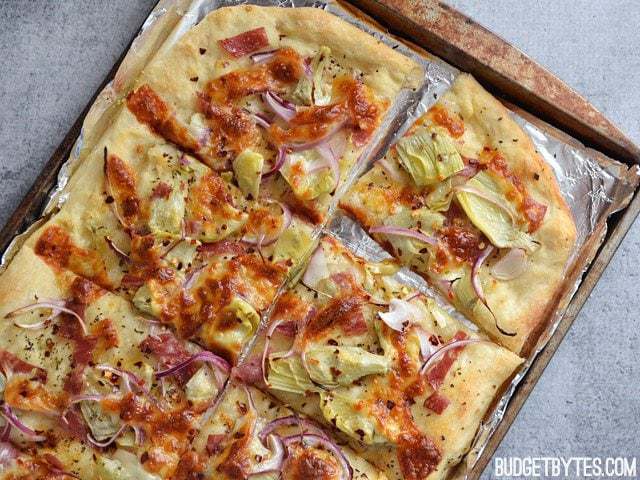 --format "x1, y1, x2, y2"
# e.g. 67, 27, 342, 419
347, 0, 640, 165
